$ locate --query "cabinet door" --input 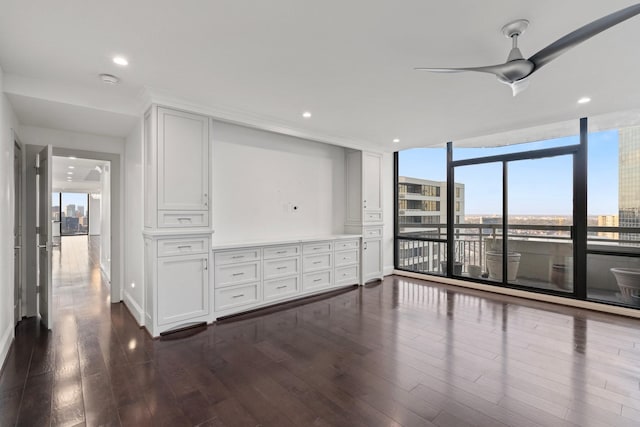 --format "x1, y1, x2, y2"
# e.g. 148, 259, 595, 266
363, 152, 382, 213
157, 254, 209, 325
157, 108, 209, 211
362, 239, 383, 283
